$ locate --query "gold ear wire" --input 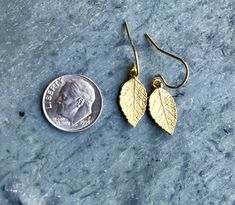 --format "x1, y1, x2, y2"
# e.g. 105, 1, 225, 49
123, 22, 140, 76
146, 33, 190, 135
145, 33, 189, 89
119, 22, 147, 127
